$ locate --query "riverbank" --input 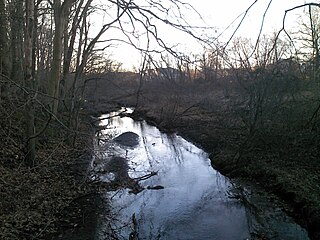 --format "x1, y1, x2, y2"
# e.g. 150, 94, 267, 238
0, 110, 100, 240
82, 71, 320, 239
130, 104, 320, 240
